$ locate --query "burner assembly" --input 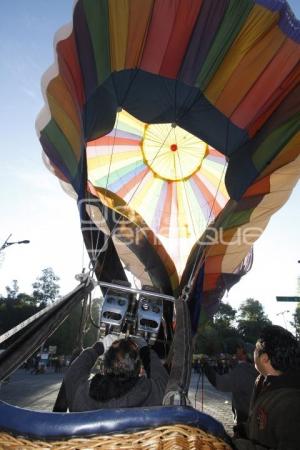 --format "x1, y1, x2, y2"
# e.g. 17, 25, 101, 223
98, 281, 172, 344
